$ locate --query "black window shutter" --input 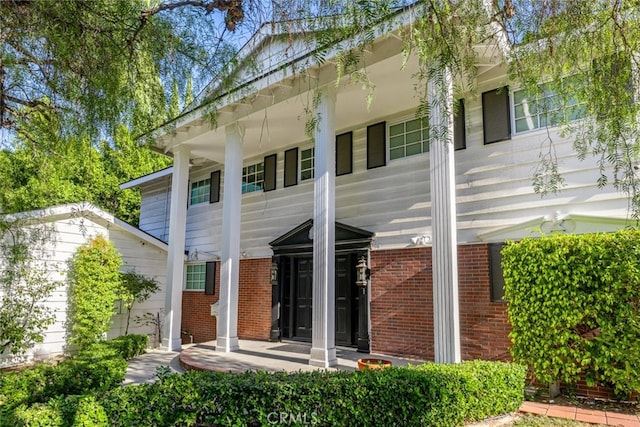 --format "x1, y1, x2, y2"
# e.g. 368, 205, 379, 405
482, 87, 511, 144
209, 170, 221, 203
284, 148, 298, 187
205, 261, 216, 295
454, 99, 466, 151
263, 154, 277, 192
336, 131, 353, 176
367, 122, 386, 169
489, 243, 506, 301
